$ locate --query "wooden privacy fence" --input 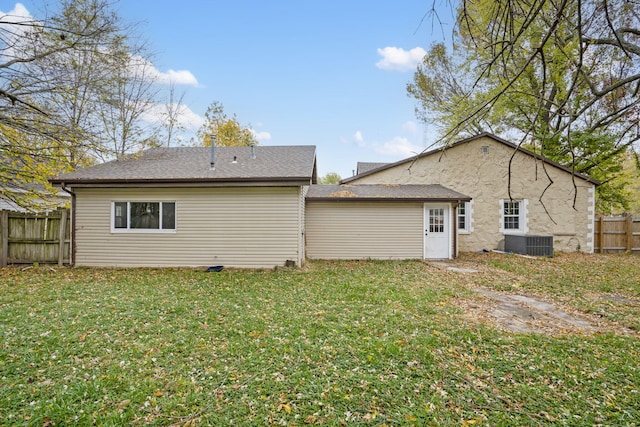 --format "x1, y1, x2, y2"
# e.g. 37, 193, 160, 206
594, 215, 640, 254
0, 209, 70, 266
